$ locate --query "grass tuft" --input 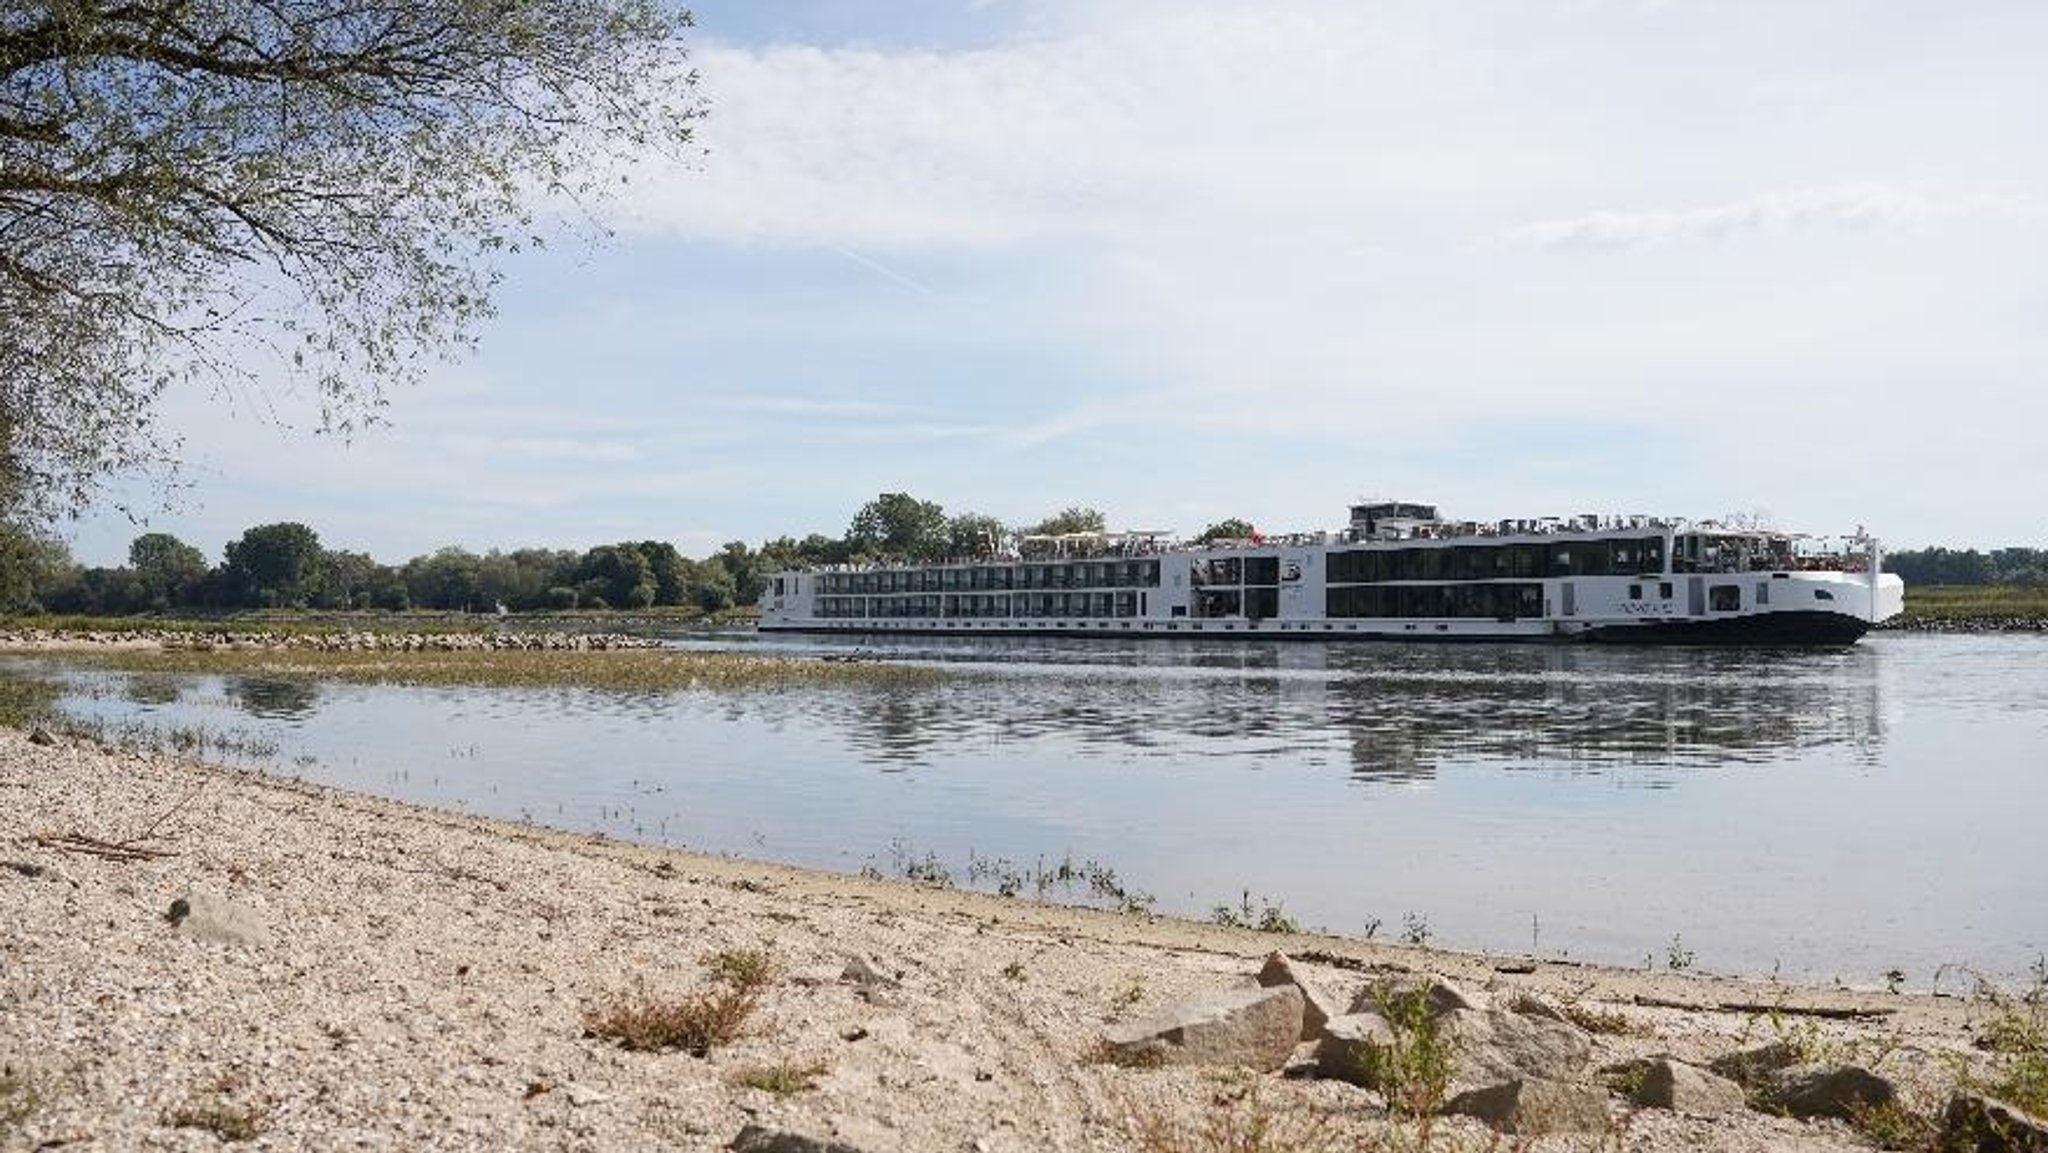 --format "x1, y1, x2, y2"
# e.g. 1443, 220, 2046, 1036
164, 1101, 268, 1142
1562, 1002, 1652, 1038
733, 1058, 827, 1096
706, 948, 777, 993
0, 1069, 39, 1131
1129, 1084, 1344, 1153
585, 949, 779, 1056
1210, 891, 1299, 934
